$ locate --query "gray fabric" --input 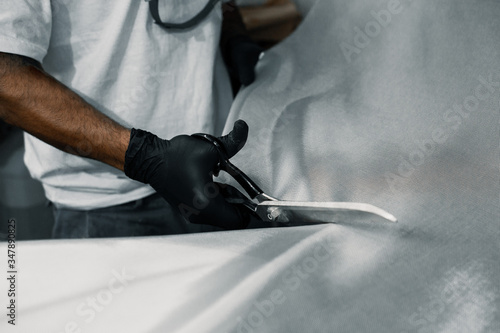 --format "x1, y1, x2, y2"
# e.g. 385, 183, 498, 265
221, 0, 500, 331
